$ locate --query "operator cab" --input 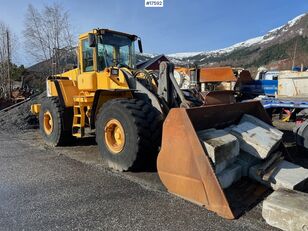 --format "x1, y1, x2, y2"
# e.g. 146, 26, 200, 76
81, 29, 143, 72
